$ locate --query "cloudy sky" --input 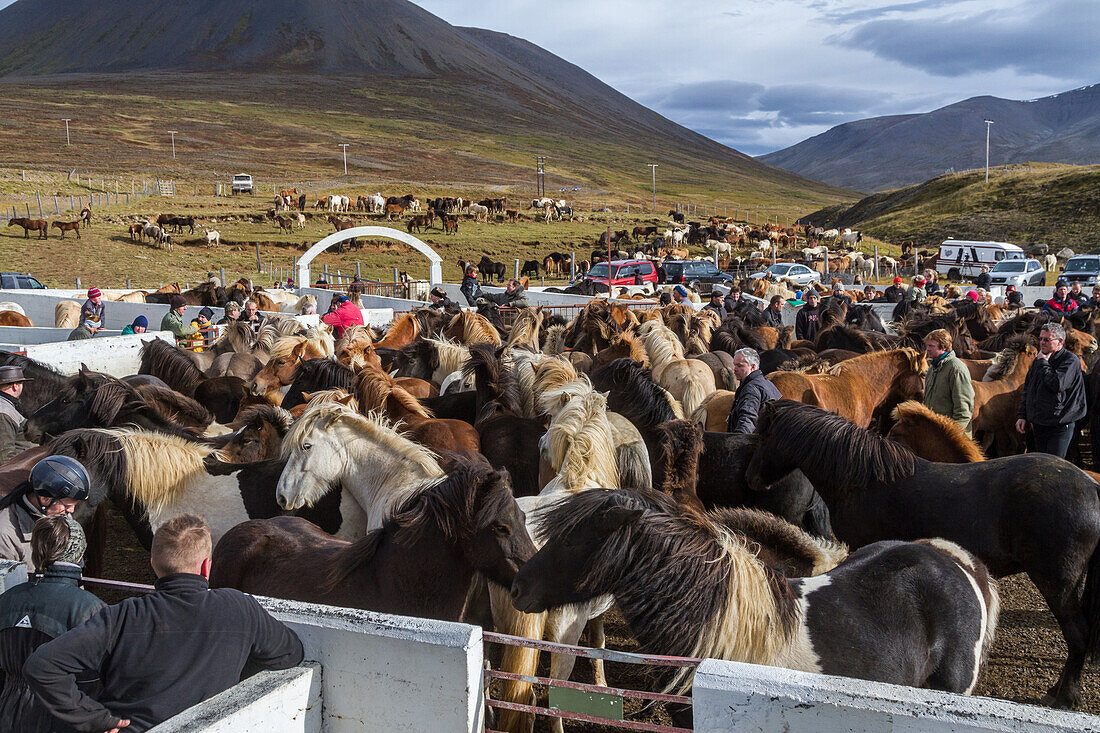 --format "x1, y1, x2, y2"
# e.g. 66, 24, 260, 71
415, 0, 1100, 155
